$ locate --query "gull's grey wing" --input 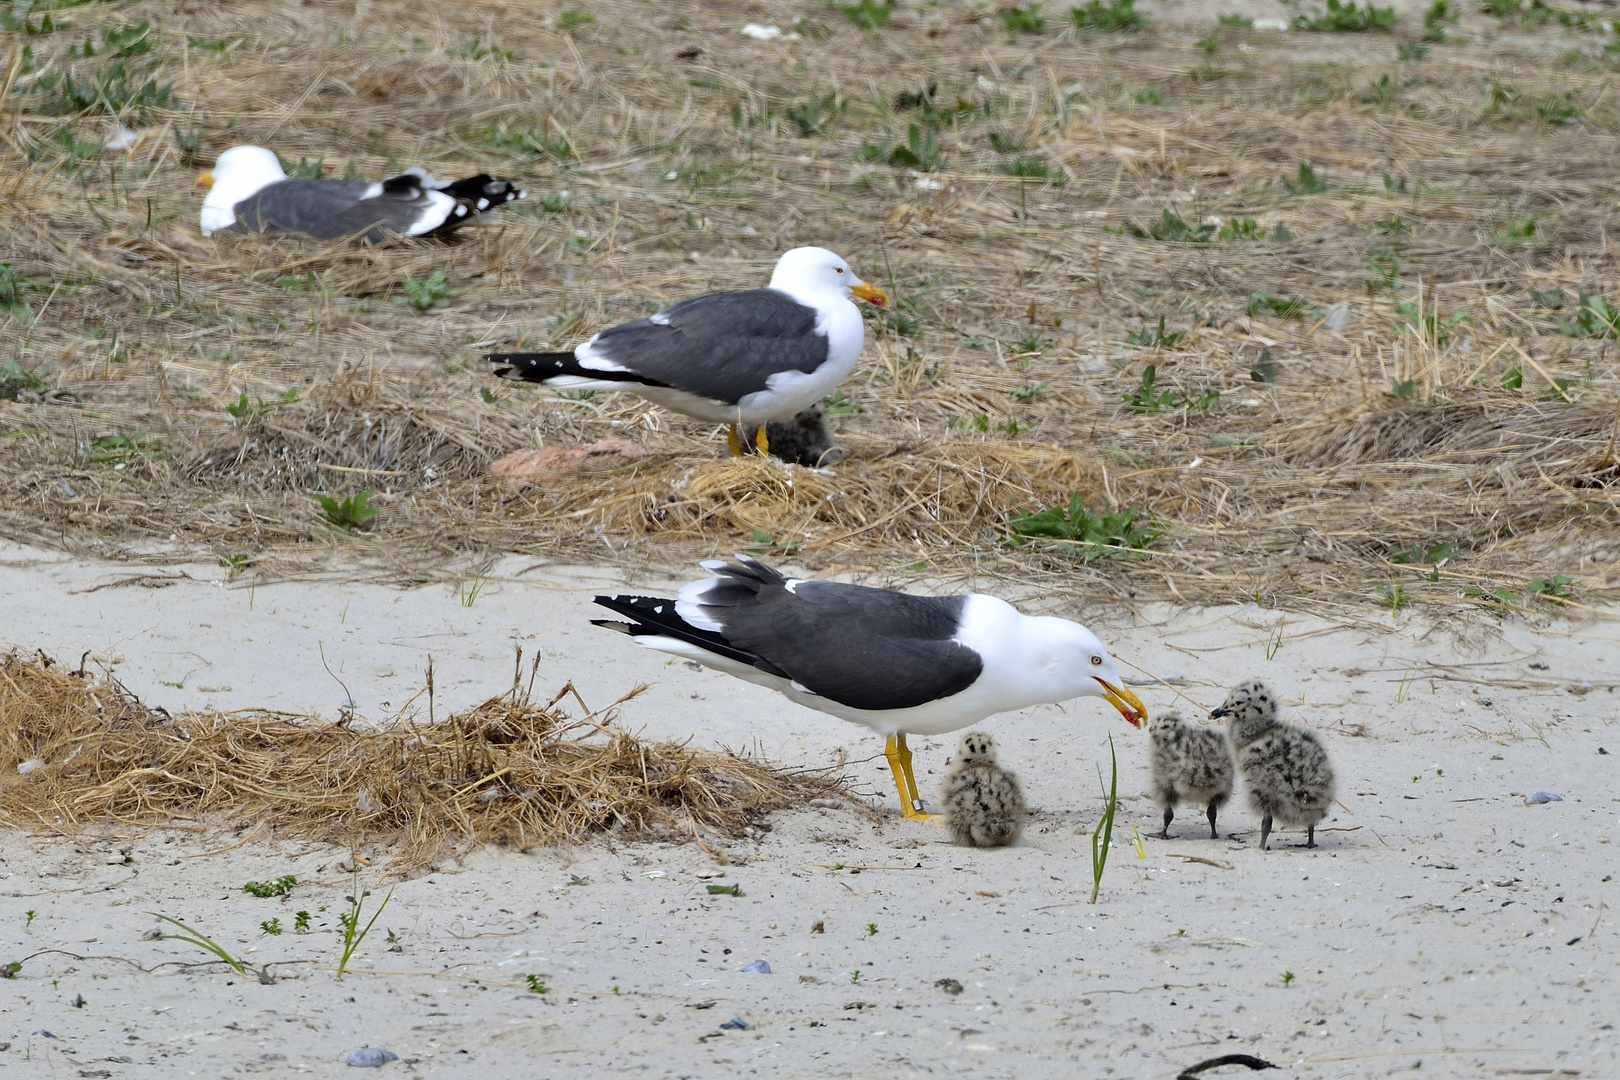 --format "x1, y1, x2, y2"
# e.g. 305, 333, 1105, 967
585, 289, 828, 403
672, 557, 983, 711
228, 178, 467, 243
